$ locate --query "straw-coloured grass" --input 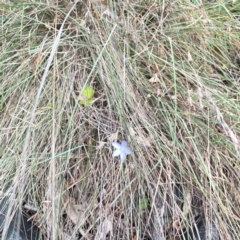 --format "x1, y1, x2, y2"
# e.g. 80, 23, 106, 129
1, 0, 240, 239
